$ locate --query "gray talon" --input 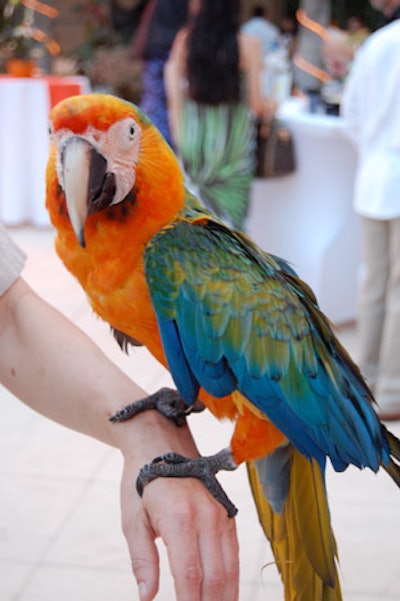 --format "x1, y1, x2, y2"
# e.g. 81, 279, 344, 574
136, 448, 238, 518
110, 388, 204, 426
